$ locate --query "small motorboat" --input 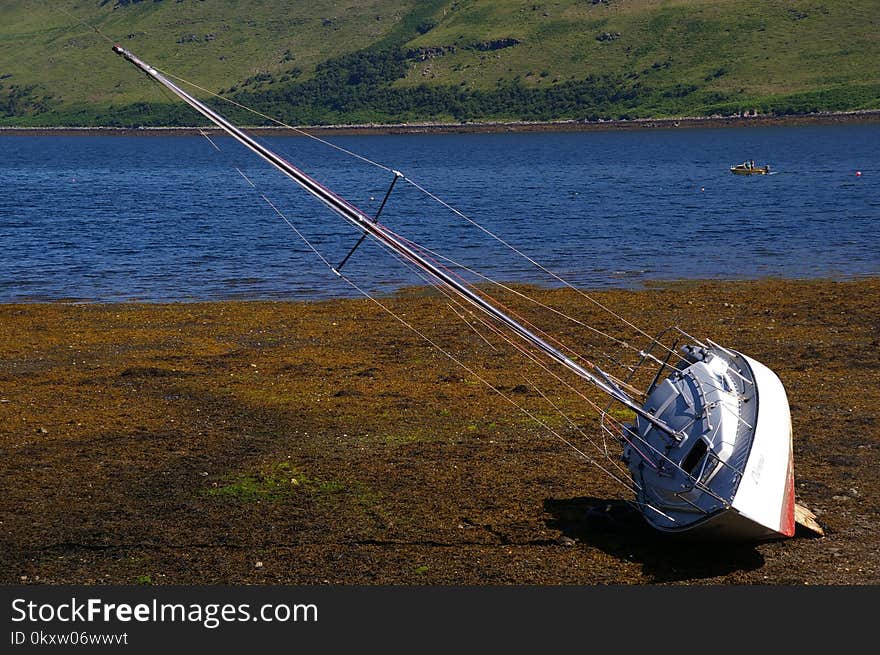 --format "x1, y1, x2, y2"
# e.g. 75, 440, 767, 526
731, 161, 770, 175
